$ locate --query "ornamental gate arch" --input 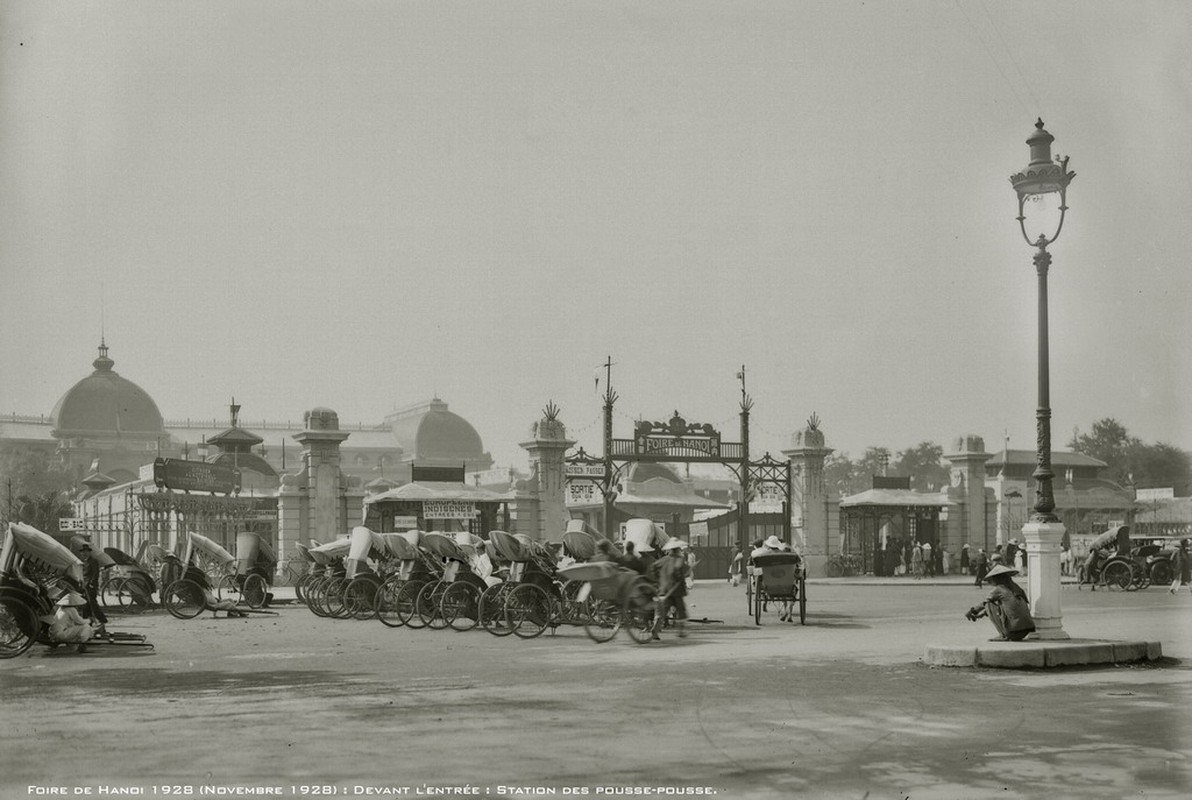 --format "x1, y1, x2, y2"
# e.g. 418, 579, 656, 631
564, 363, 791, 560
